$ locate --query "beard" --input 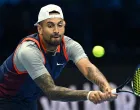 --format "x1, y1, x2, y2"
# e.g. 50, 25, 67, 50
45, 34, 63, 46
